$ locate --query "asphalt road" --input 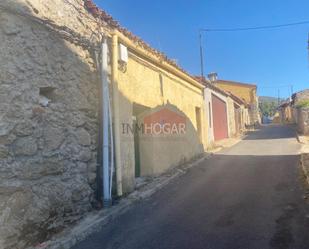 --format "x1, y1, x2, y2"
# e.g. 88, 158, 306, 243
73, 125, 309, 249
